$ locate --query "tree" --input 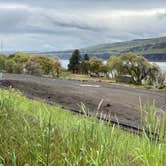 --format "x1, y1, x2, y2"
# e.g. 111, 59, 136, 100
120, 53, 151, 84
107, 53, 164, 87
99, 64, 109, 78
68, 49, 81, 73
89, 56, 103, 76
84, 54, 90, 61
79, 54, 90, 74
107, 56, 123, 78
80, 60, 90, 74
